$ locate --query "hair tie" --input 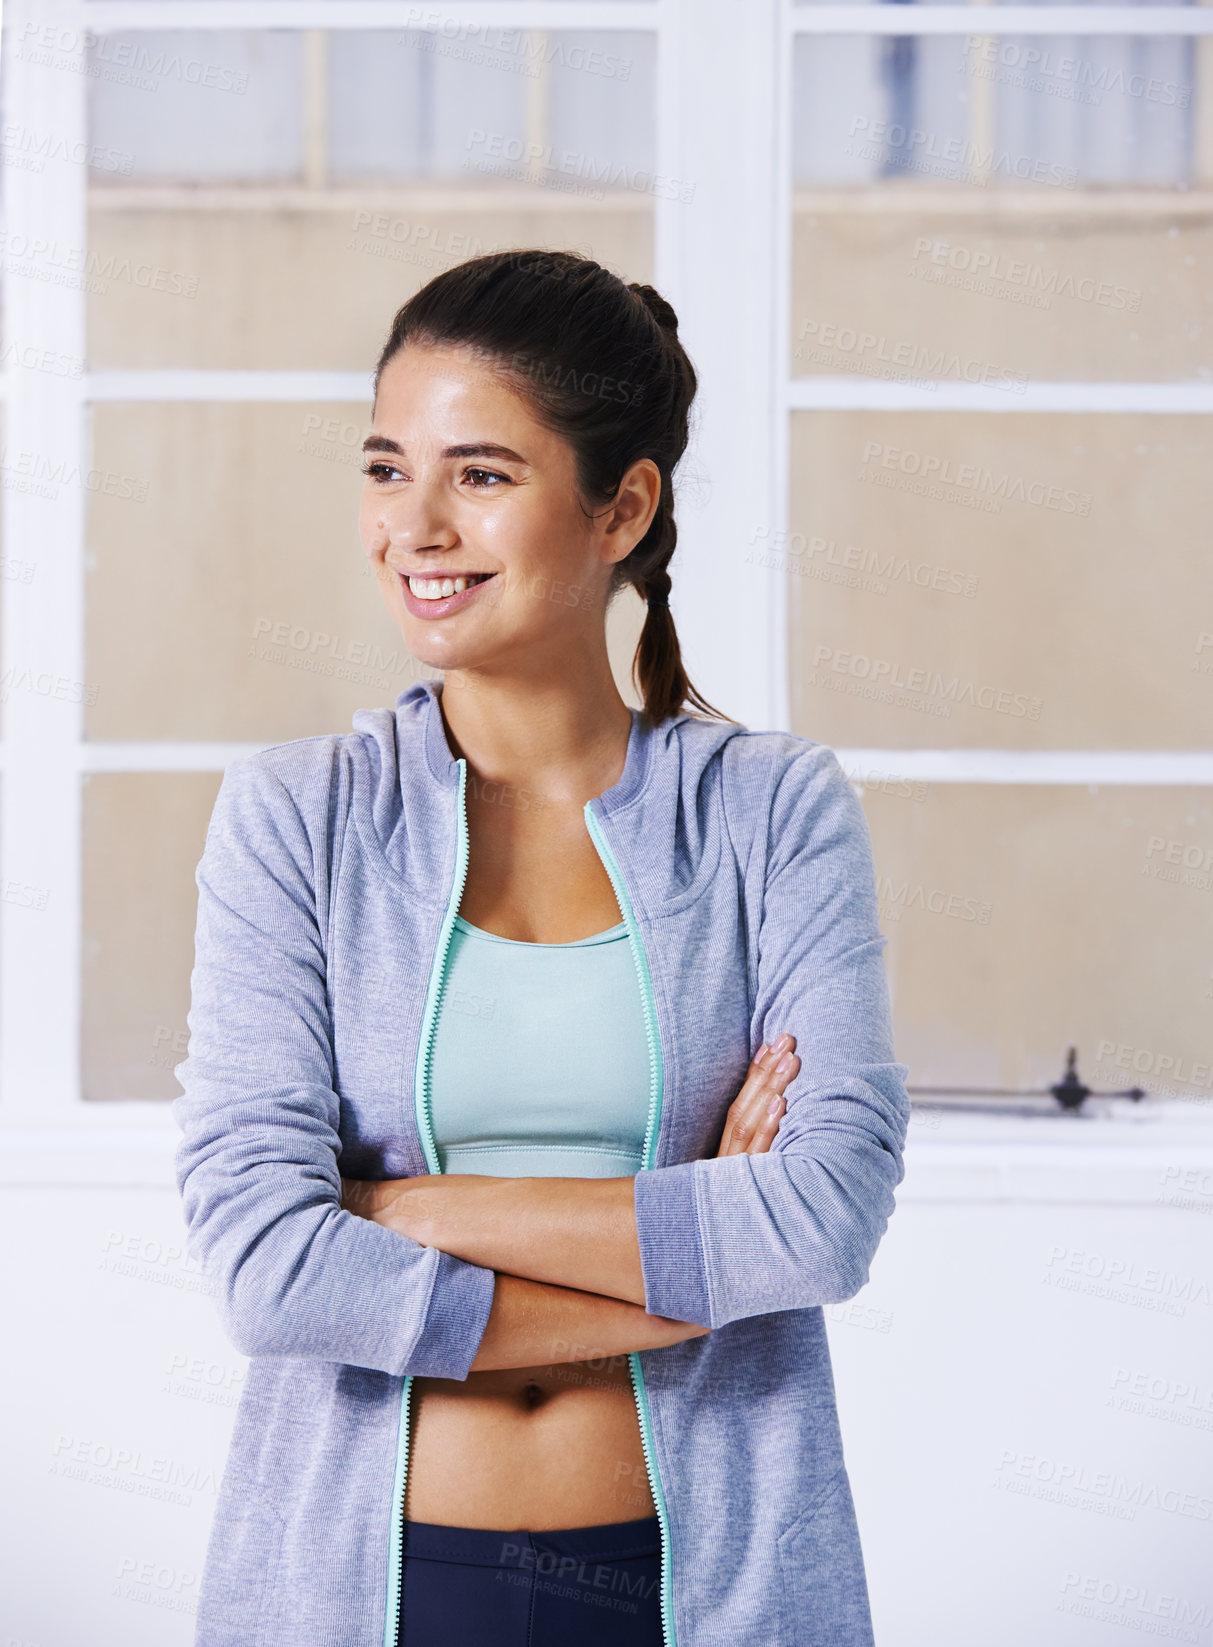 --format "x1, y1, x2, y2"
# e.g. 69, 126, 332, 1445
646, 591, 669, 610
